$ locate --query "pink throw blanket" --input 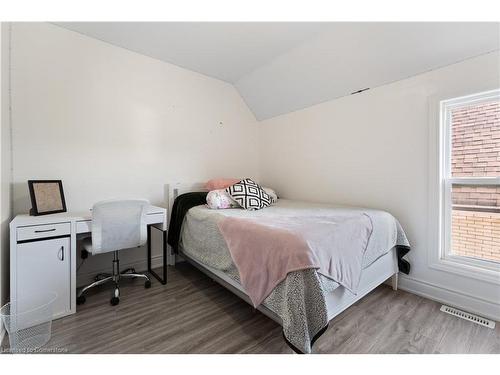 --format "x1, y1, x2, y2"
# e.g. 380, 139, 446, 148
218, 214, 373, 307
